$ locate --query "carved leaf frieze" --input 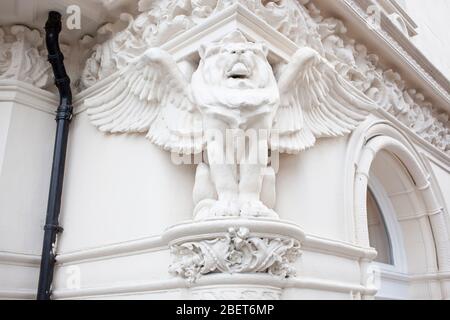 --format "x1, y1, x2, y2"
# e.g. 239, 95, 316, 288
79, 0, 325, 89
168, 227, 301, 282
324, 0, 450, 155
0, 26, 52, 88
306, 0, 450, 155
